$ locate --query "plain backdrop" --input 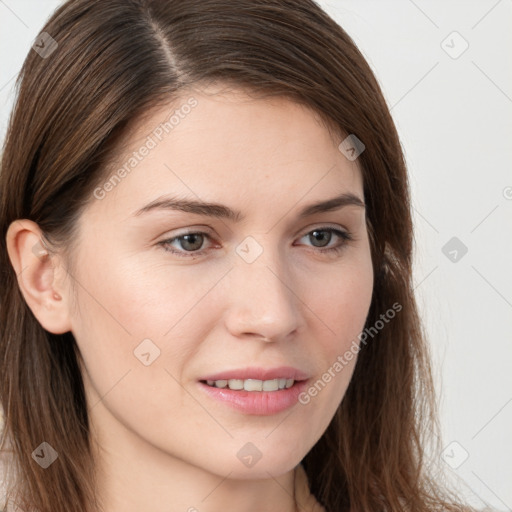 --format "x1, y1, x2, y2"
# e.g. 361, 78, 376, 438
1, 1, 511, 510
